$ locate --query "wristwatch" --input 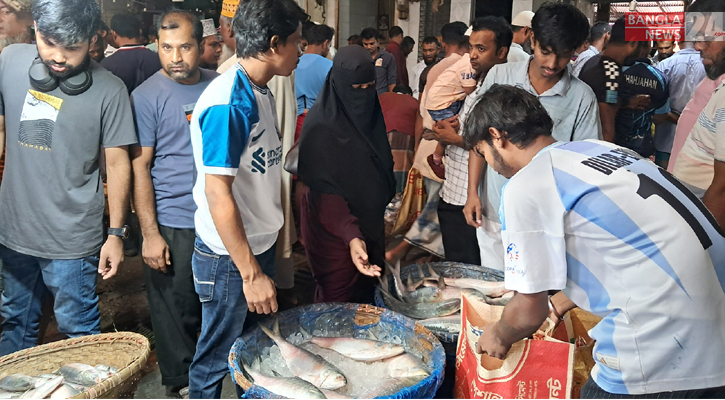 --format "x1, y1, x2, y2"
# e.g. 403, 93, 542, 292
108, 225, 130, 240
